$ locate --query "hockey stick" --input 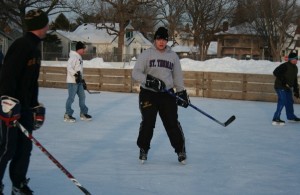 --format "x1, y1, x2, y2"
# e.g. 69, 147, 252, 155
14, 121, 92, 195
164, 89, 236, 127
85, 88, 100, 94
82, 80, 100, 94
